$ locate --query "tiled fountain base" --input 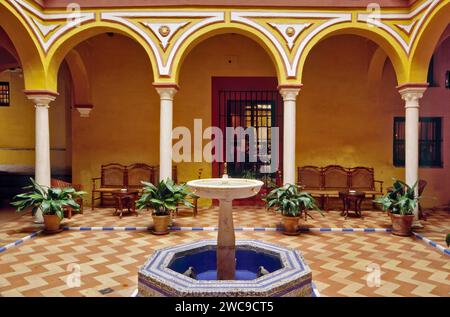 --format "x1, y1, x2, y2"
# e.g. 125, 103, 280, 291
138, 239, 312, 297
